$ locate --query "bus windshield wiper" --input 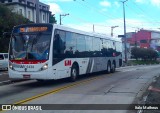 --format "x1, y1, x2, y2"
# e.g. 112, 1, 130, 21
31, 32, 42, 51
